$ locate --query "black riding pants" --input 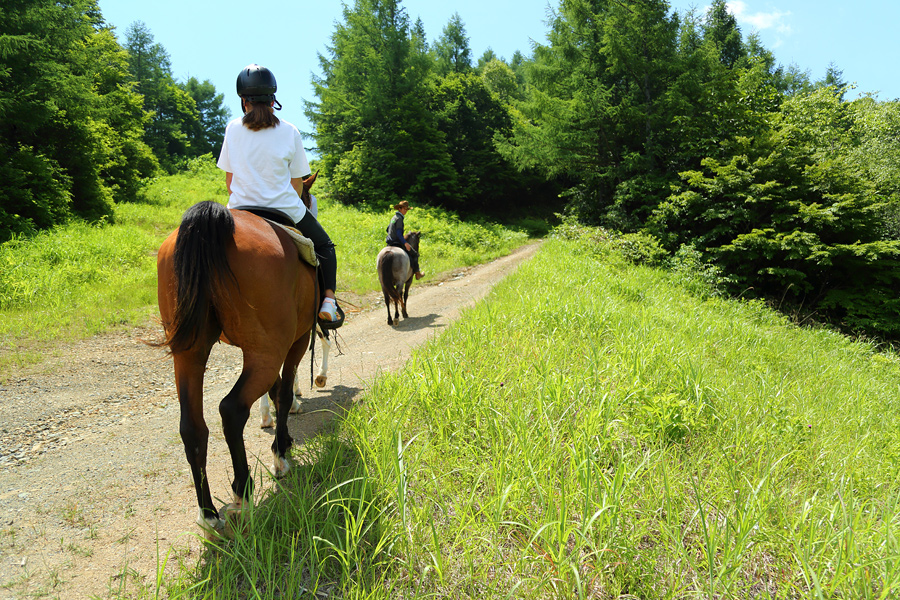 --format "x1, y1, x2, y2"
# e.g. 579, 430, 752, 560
388, 242, 420, 274
295, 211, 337, 292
